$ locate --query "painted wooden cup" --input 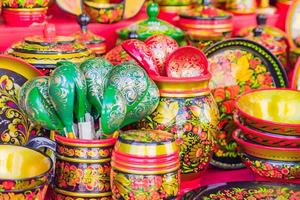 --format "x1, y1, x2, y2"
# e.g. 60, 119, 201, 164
136, 75, 220, 180
111, 130, 180, 200
27, 135, 116, 199
0, 145, 52, 199
54, 135, 116, 199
